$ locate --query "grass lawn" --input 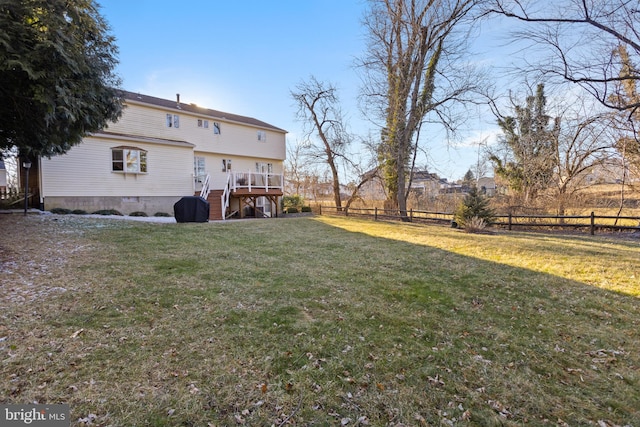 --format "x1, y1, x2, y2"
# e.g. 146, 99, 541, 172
1, 214, 639, 426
